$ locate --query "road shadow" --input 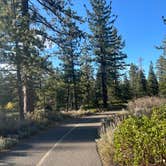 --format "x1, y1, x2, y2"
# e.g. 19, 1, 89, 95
0, 112, 112, 163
